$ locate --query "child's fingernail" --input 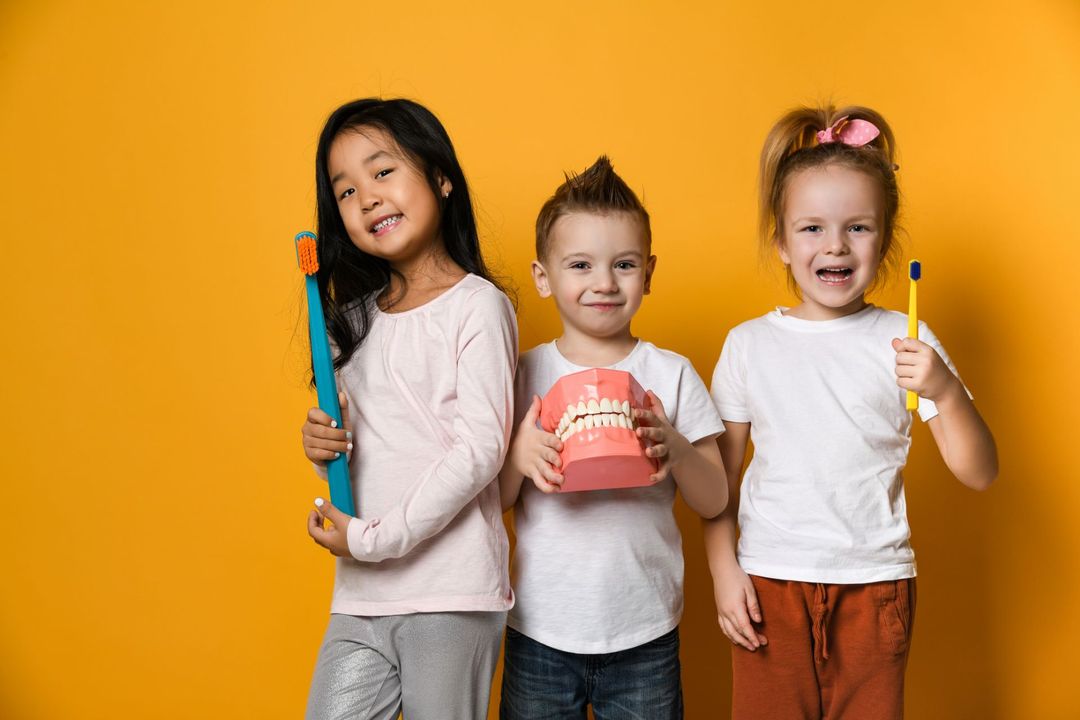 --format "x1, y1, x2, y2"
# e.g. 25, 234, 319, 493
346, 431, 352, 440
314, 498, 324, 507
331, 420, 338, 428
347, 443, 353, 452
334, 452, 341, 458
